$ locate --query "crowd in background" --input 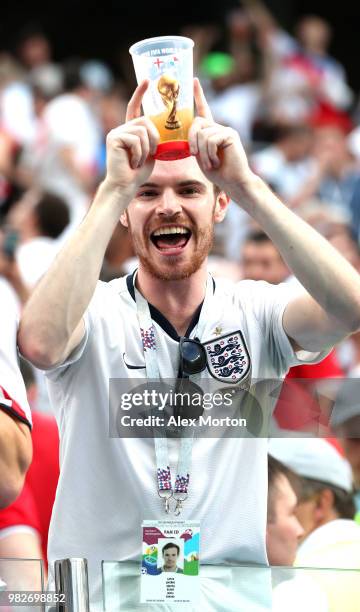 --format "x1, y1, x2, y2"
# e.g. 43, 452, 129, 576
1, 0, 360, 605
